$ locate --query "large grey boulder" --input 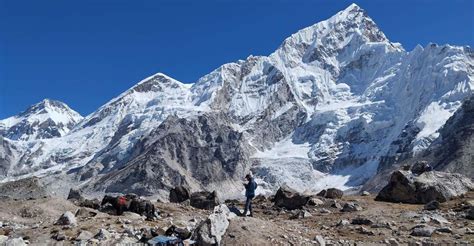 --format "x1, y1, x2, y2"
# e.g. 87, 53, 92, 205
410, 161, 432, 175
193, 204, 236, 245
316, 188, 343, 199
376, 170, 473, 204
55, 211, 77, 226
410, 225, 436, 237
76, 230, 94, 241
4, 237, 26, 246
325, 188, 343, 199
190, 191, 221, 210
94, 229, 112, 241
169, 185, 190, 203
274, 185, 310, 210
67, 188, 83, 201
341, 202, 363, 212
